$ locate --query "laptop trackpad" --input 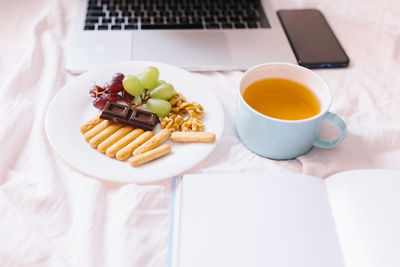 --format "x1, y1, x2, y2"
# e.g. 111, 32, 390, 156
131, 31, 232, 68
